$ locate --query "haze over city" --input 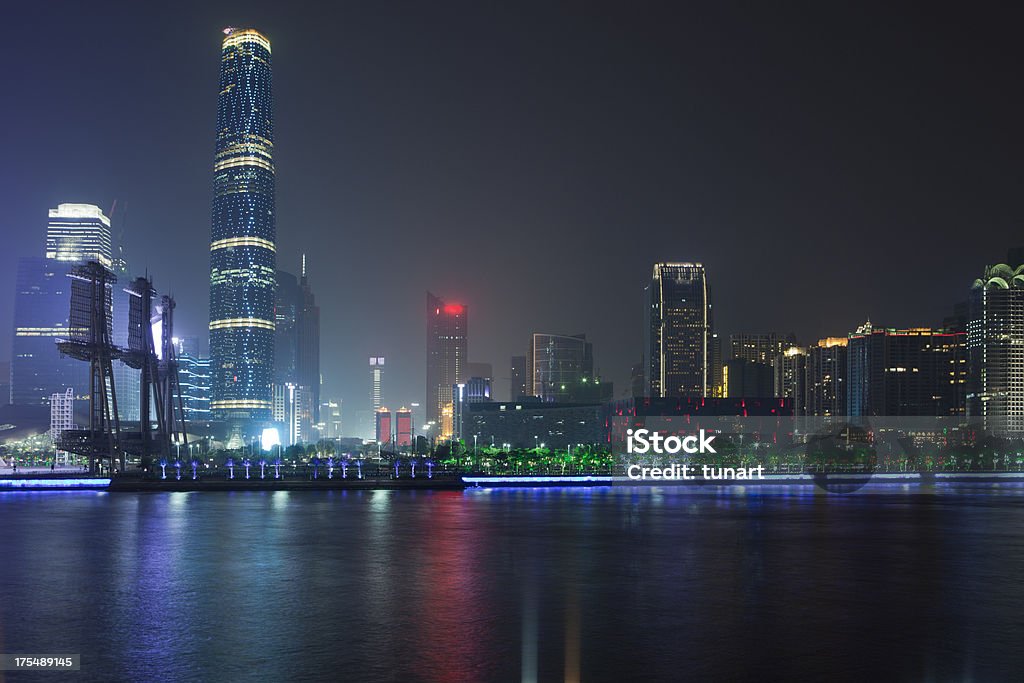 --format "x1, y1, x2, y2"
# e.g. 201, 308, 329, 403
1, 1, 1021, 414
